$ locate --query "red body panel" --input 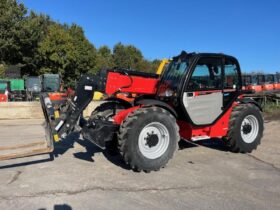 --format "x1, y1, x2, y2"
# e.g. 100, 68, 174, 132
262, 84, 274, 91
178, 103, 236, 140
274, 83, 280, 90
113, 102, 236, 140
48, 92, 68, 101
116, 93, 136, 102
247, 85, 263, 93
113, 106, 141, 125
105, 72, 159, 95
0, 94, 8, 102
